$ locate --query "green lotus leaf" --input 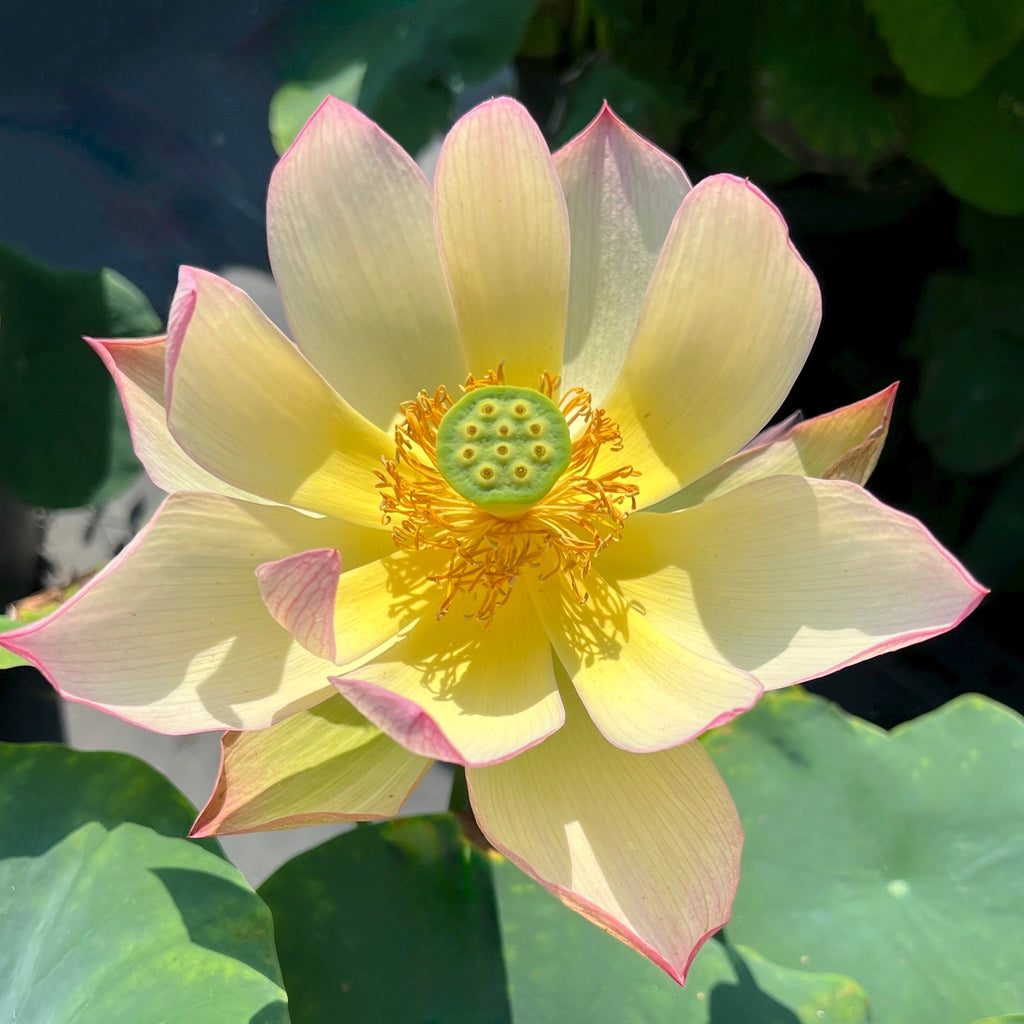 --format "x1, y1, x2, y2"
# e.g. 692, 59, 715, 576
704, 689, 1024, 1024
262, 809, 872, 1023
0, 743, 288, 1023
260, 814, 508, 1024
